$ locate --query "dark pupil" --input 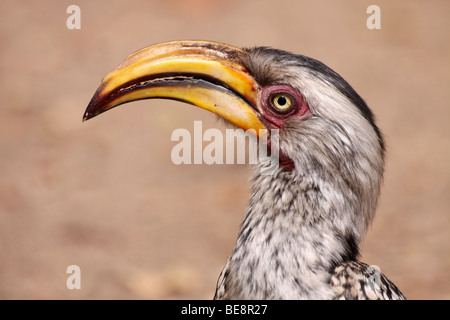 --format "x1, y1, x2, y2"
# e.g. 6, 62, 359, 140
277, 96, 287, 106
